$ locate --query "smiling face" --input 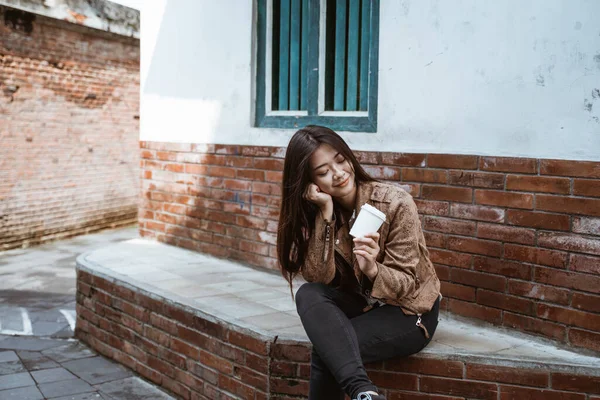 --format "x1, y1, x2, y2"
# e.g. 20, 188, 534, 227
309, 143, 357, 208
